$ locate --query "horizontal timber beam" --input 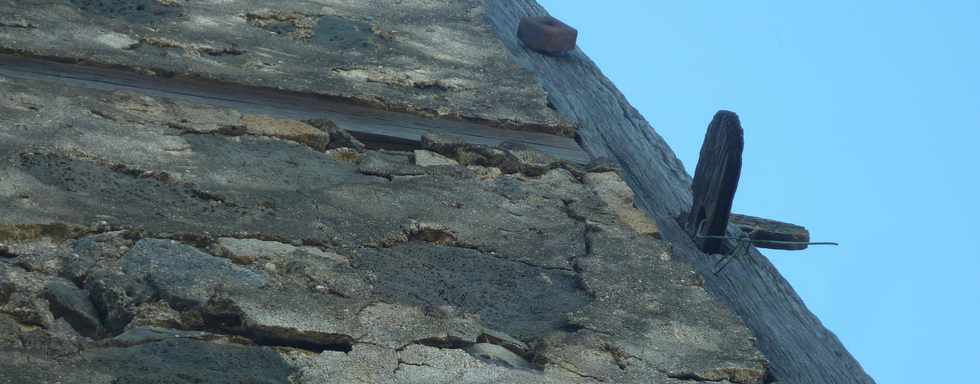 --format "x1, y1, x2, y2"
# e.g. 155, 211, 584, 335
0, 54, 589, 164
731, 214, 811, 251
